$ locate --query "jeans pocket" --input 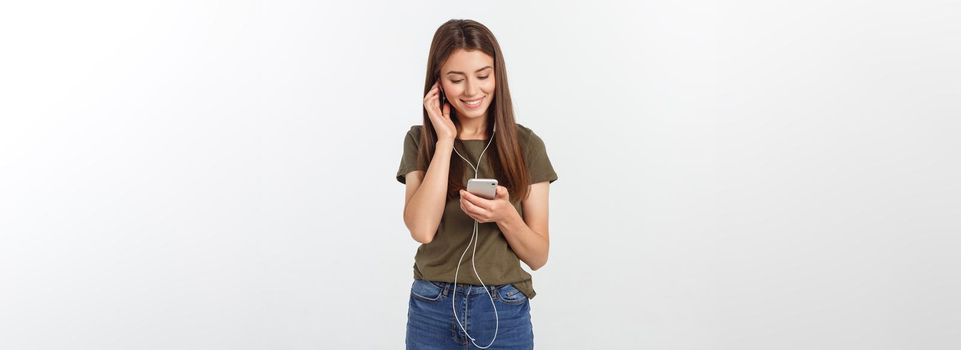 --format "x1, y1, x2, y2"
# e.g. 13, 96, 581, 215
495, 283, 528, 305
410, 279, 444, 303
